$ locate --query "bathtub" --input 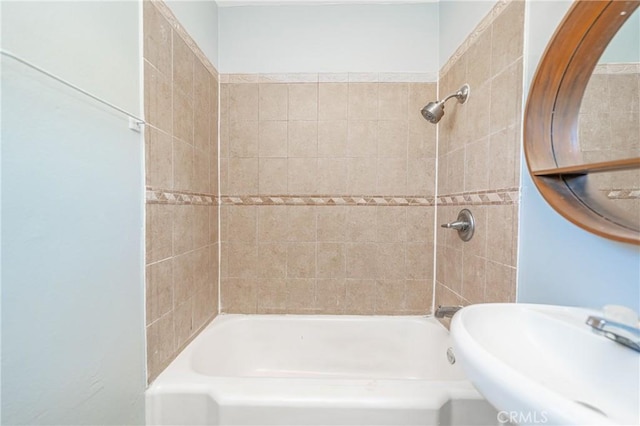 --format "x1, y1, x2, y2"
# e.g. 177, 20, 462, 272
146, 315, 498, 426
